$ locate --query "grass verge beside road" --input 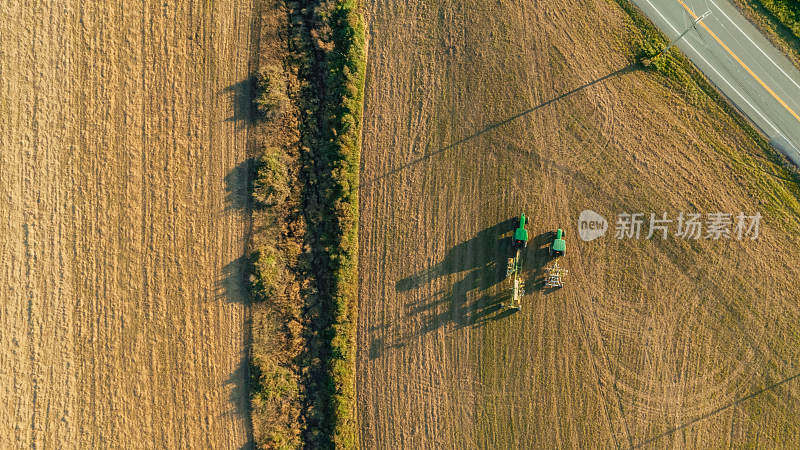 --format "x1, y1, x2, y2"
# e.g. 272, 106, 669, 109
731, 0, 800, 70
615, 0, 800, 221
